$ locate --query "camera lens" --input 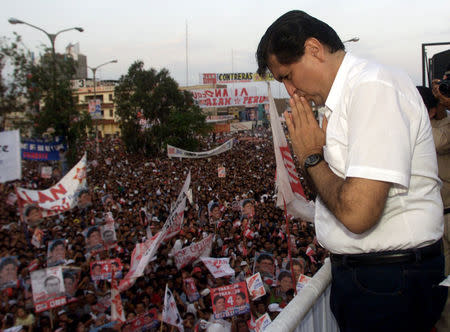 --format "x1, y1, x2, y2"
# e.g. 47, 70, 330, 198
439, 80, 450, 98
